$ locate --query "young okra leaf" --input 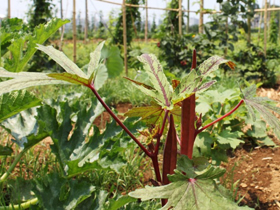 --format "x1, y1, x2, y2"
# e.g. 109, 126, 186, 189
129, 155, 251, 210
133, 54, 173, 109
47, 72, 89, 86
242, 84, 280, 140
198, 55, 236, 77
